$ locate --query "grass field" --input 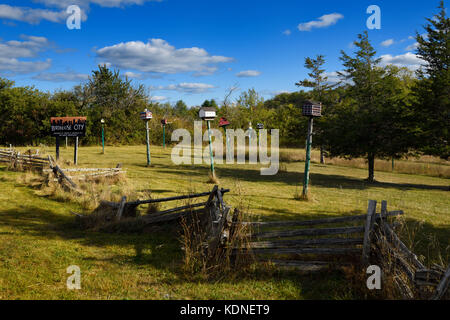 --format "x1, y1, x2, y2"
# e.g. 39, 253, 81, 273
0, 144, 448, 300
